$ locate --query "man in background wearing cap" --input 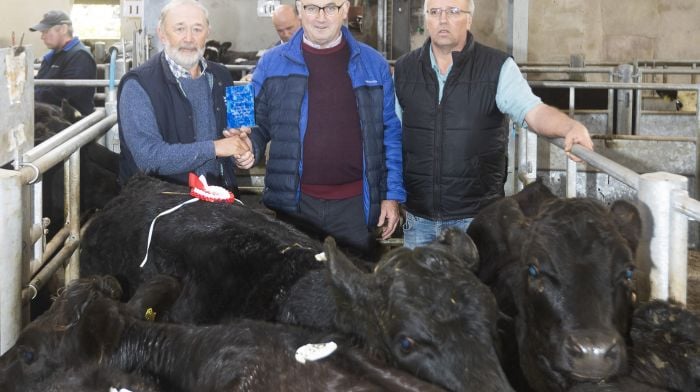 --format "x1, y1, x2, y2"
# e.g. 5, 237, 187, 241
30, 10, 96, 116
